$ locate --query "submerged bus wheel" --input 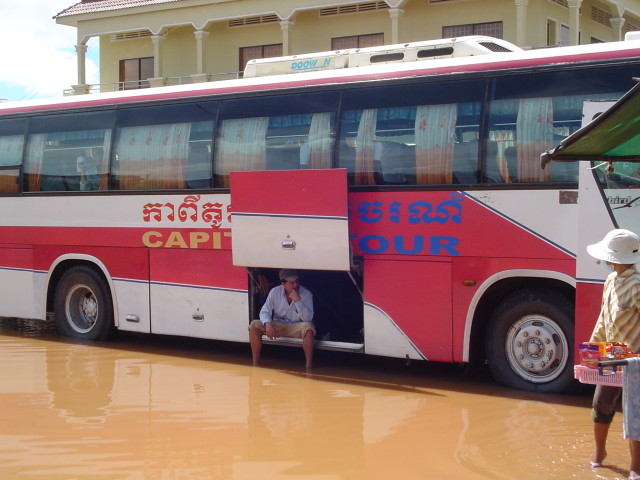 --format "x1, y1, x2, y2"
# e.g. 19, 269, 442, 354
54, 266, 114, 341
485, 288, 574, 393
